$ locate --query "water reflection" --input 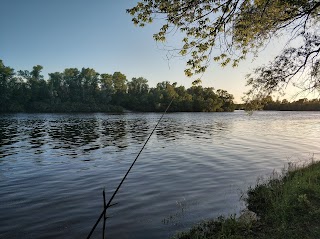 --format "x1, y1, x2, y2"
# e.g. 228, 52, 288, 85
156, 119, 184, 141
0, 112, 319, 239
27, 120, 48, 155
0, 119, 19, 158
0, 114, 235, 159
127, 119, 149, 144
100, 120, 128, 149
1, 120, 19, 145
156, 117, 232, 142
48, 118, 99, 148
